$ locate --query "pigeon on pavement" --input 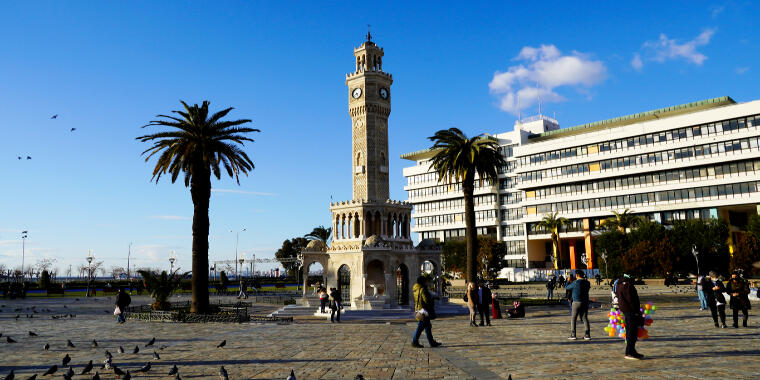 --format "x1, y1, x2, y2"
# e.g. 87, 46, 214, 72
218, 366, 228, 380
216, 340, 226, 348
62, 354, 71, 366
136, 363, 151, 373
42, 365, 57, 376
43, 343, 50, 350
28, 331, 37, 337
117, 346, 124, 354
153, 351, 160, 360
122, 371, 131, 380
145, 337, 155, 347
3, 369, 12, 380
287, 370, 296, 380
24, 374, 35, 380
81, 360, 93, 375
168, 365, 178, 376
132, 345, 139, 354
66, 340, 75, 348
112, 366, 124, 377
91, 340, 98, 348
91, 373, 100, 380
